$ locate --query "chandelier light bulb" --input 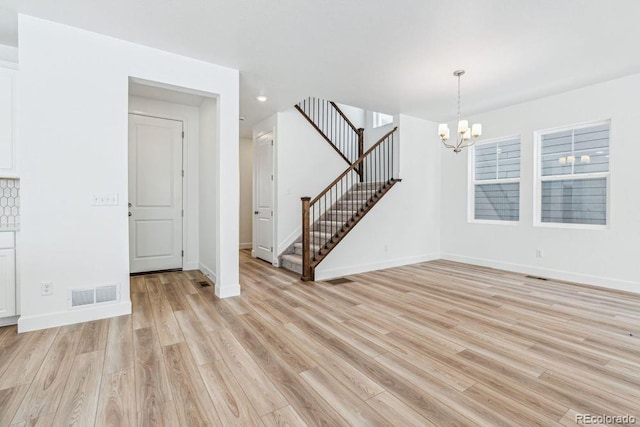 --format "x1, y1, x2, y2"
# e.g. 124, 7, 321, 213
438, 123, 449, 137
